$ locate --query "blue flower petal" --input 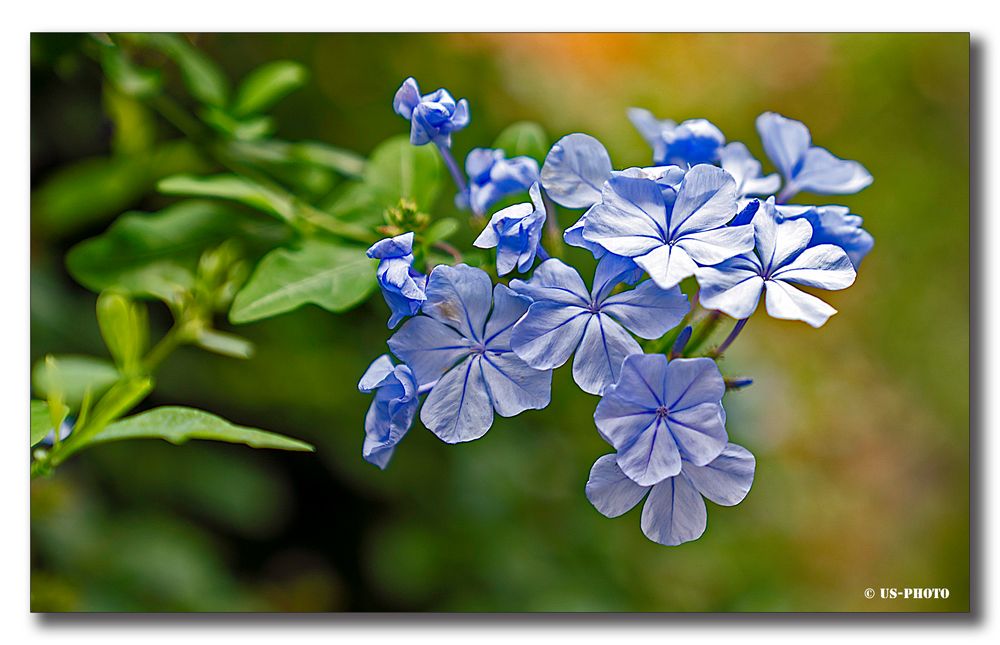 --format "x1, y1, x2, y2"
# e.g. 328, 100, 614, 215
776, 204, 874, 267
666, 402, 728, 467
583, 176, 669, 256
540, 133, 613, 208
509, 259, 590, 306
601, 280, 689, 340
387, 316, 472, 386
480, 351, 552, 417
772, 244, 856, 289
367, 232, 414, 259
695, 254, 765, 320
483, 284, 531, 347
756, 111, 811, 179
720, 142, 781, 197
420, 264, 494, 341
675, 225, 755, 266
585, 454, 650, 518
763, 279, 839, 328
420, 355, 494, 443
794, 147, 873, 195
683, 443, 756, 506
664, 357, 727, 411
392, 78, 421, 120
634, 244, 698, 290
510, 301, 590, 370
669, 165, 739, 238
572, 313, 642, 396
640, 472, 707, 546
